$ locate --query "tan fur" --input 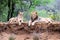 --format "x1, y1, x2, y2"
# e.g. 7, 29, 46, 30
28, 11, 39, 26
40, 17, 54, 23
9, 17, 17, 24
28, 11, 54, 26
9, 12, 23, 25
